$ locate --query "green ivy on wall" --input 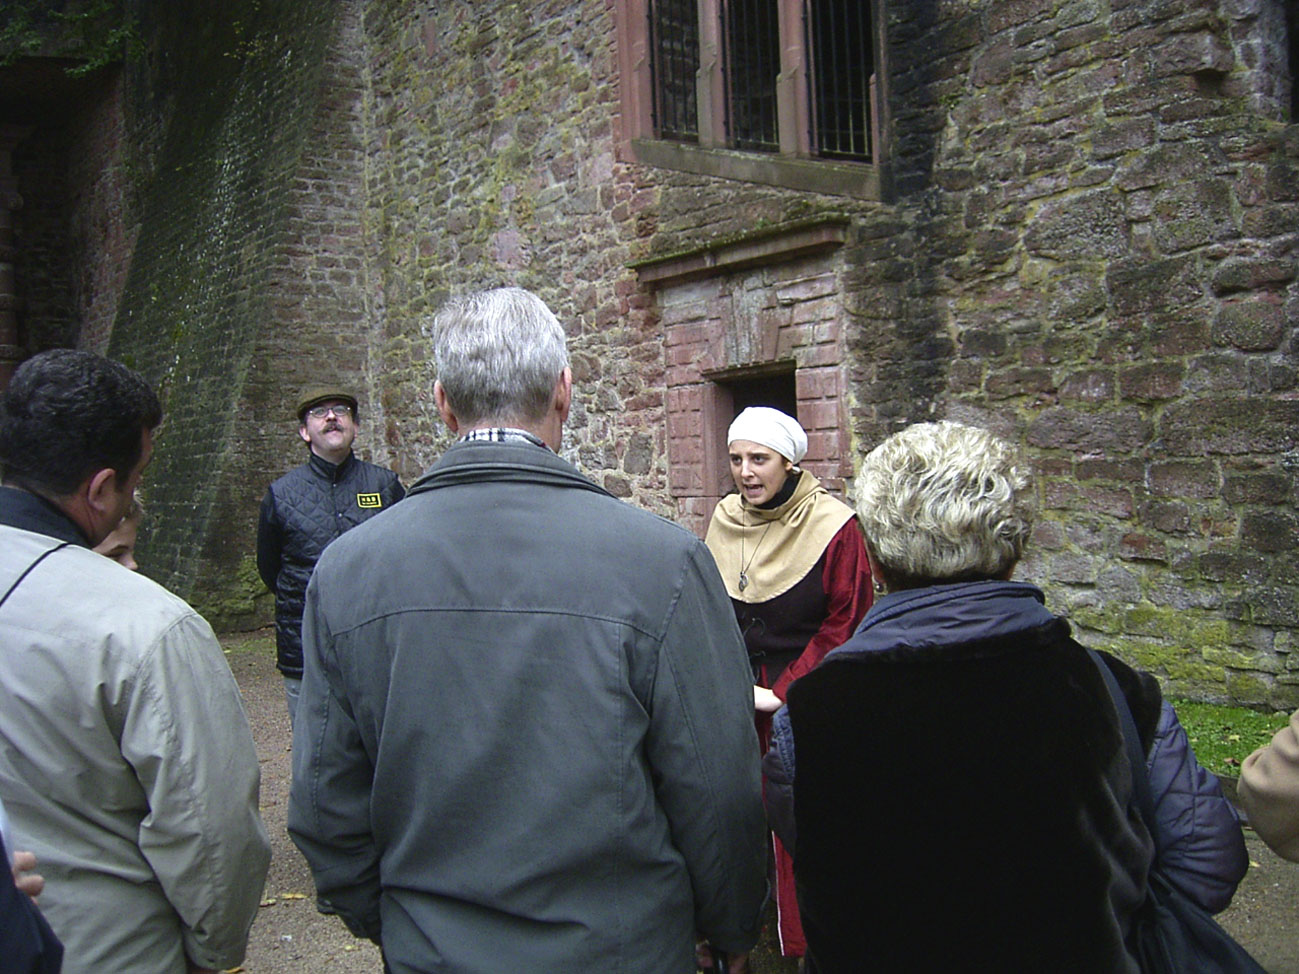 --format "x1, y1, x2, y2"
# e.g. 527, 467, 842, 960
0, 0, 141, 75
